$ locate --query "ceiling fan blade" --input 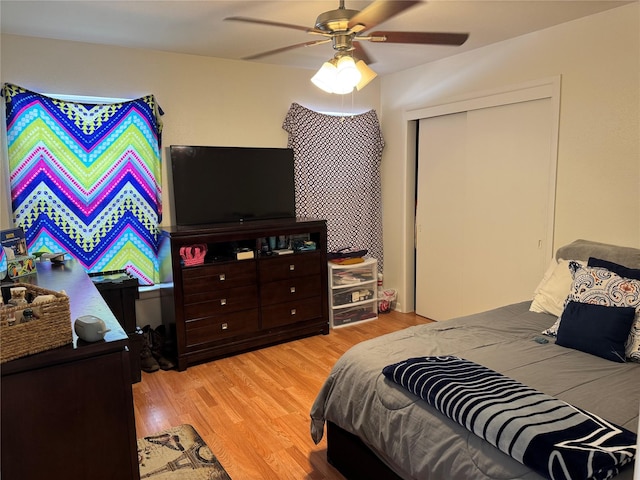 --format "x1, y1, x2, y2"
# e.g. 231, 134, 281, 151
369, 31, 469, 46
352, 42, 375, 64
242, 39, 331, 60
225, 16, 324, 34
348, 0, 422, 32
